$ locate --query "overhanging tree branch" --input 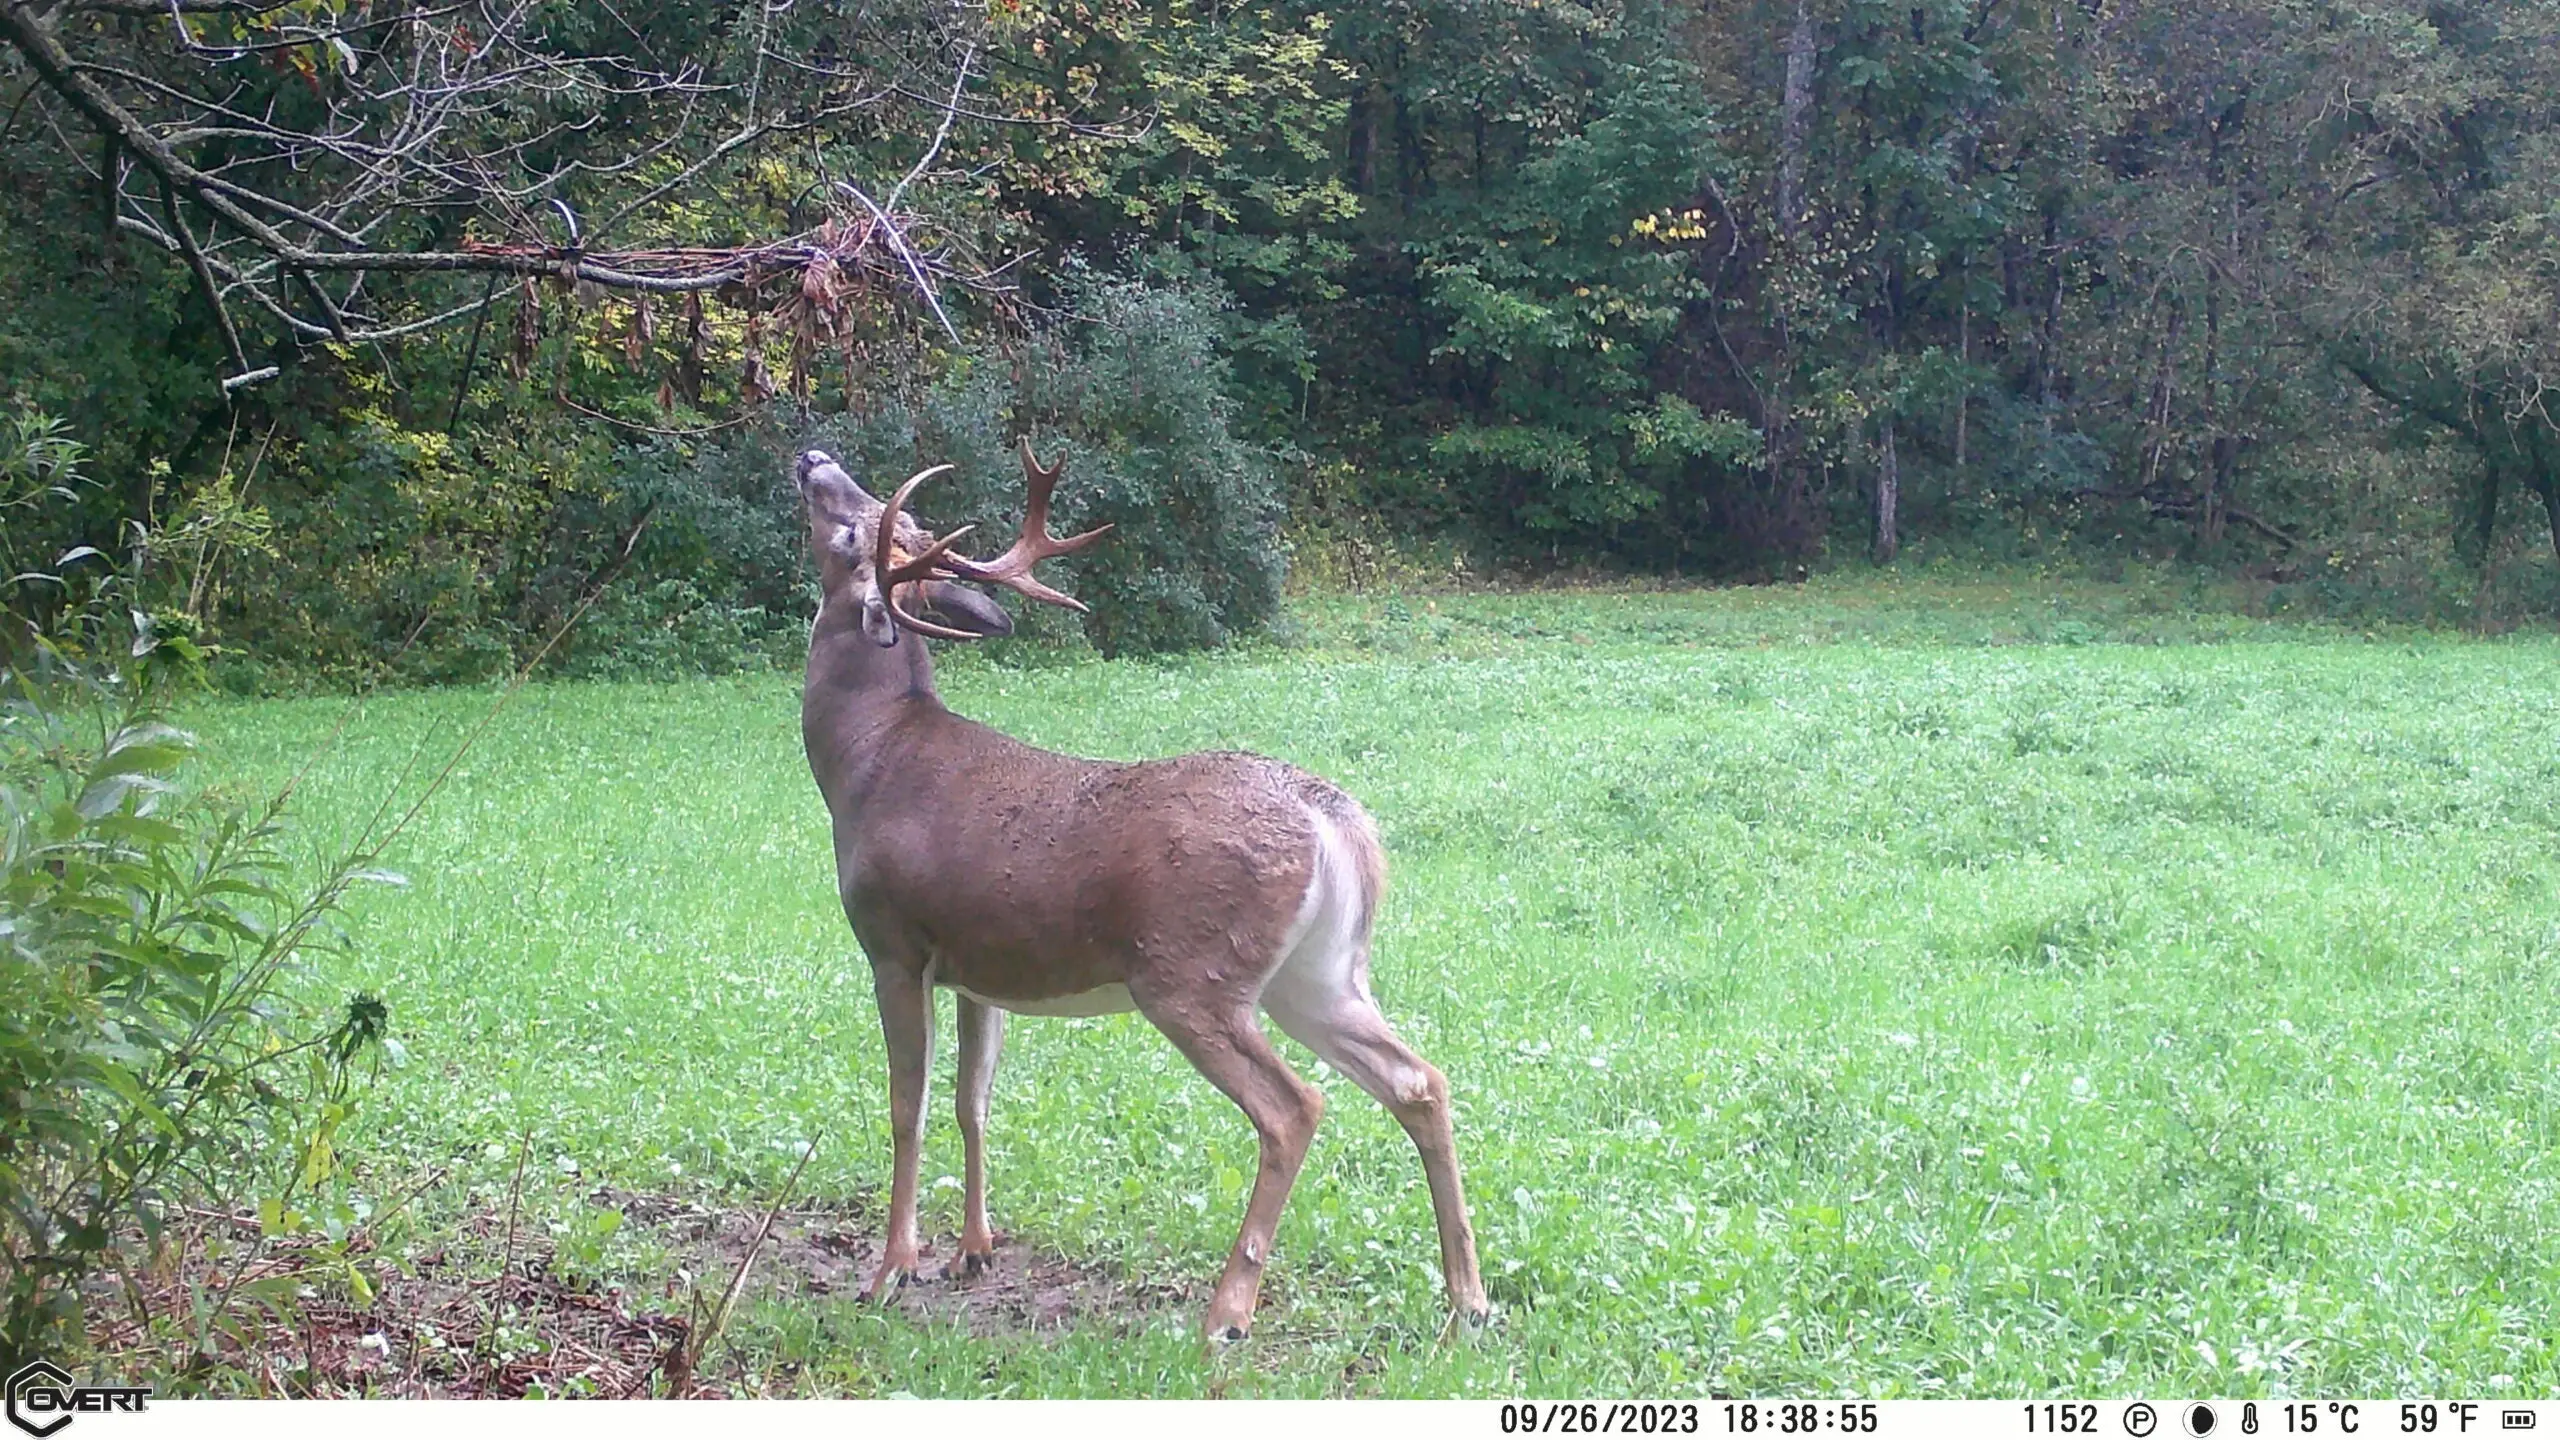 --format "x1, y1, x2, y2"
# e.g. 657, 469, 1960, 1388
0, 0, 1017, 386
157, 177, 251, 376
